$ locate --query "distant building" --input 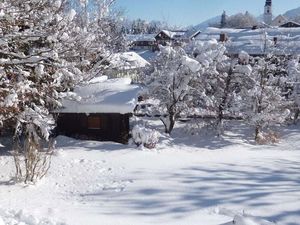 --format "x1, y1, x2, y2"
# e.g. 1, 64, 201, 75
271, 15, 288, 27
155, 30, 186, 45
264, 0, 273, 25
126, 34, 158, 51
221, 11, 227, 28
280, 21, 300, 28
105, 52, 150, 82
